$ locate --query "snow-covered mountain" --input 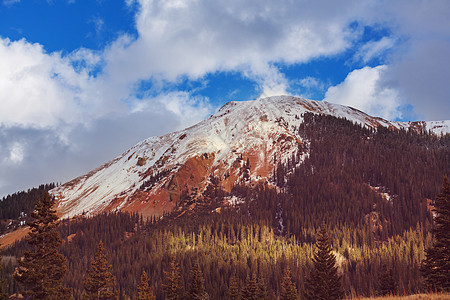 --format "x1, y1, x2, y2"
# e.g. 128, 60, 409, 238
51, 96, 450, 218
